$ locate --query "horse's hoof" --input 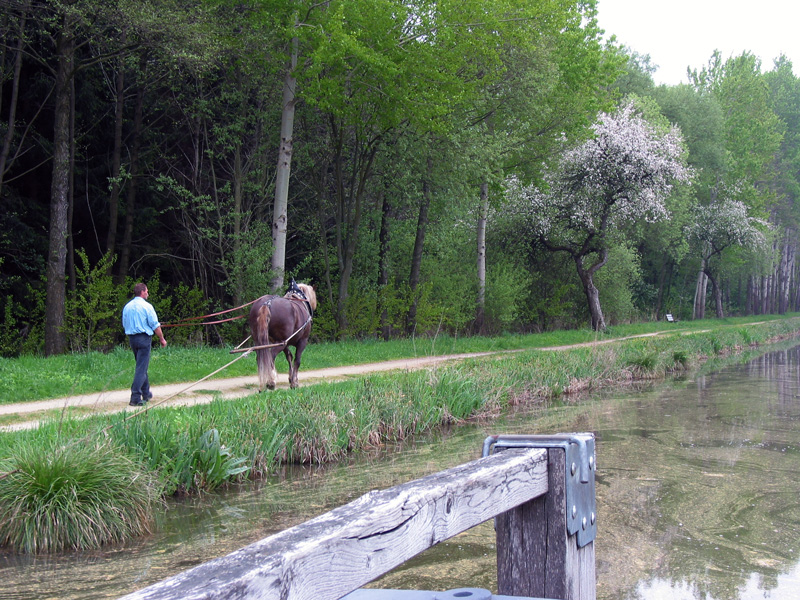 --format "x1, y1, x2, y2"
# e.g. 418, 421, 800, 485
266, 383, 276, 391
